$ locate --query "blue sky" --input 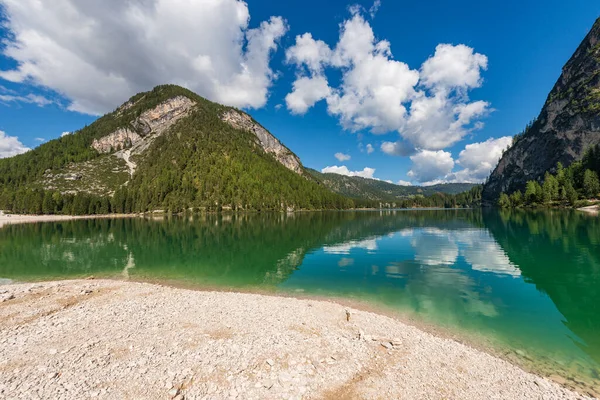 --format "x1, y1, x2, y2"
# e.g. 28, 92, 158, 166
0, 0, 598, 185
